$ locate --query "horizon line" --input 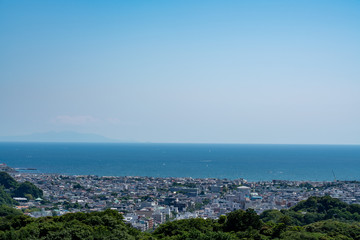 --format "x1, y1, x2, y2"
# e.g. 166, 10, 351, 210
0, 141, 359, 146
